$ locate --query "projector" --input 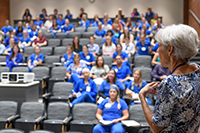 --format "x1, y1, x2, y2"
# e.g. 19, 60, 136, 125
1, 72, 35, 84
